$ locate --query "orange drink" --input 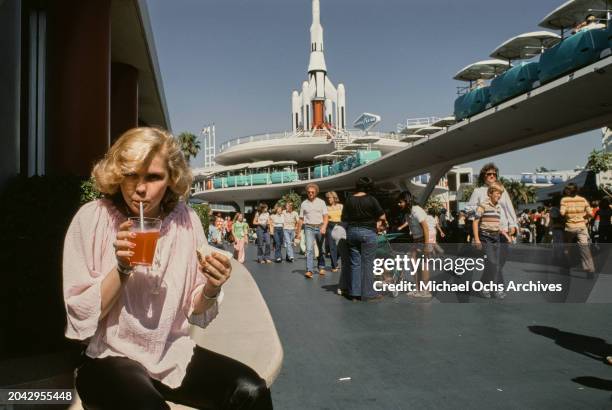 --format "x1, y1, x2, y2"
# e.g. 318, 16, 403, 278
128, 217, 162, 267
131, 231, 160, 266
